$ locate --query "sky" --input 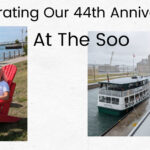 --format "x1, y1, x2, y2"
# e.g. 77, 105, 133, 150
0, 26, 27, 43
88, 32, 150, 66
